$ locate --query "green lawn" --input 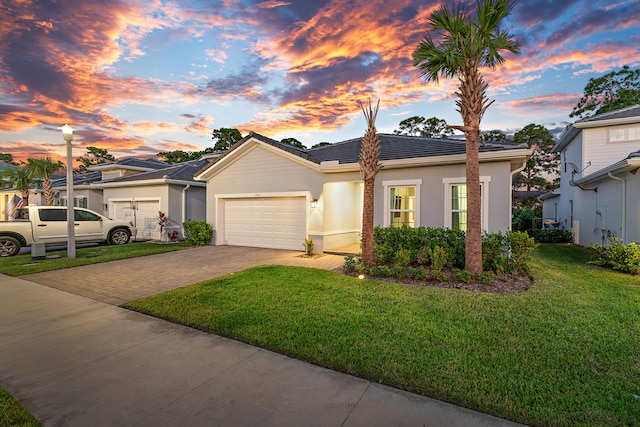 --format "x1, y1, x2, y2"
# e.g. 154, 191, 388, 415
0, 387, 42, 427
123, 244, 640, 427
0, 241, 192, 276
